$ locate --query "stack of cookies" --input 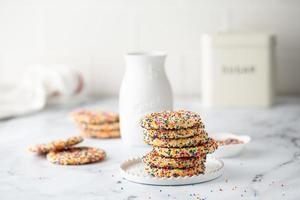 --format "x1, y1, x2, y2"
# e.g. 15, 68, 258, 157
72, 110, 120, 139
141, 110, 218, 177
